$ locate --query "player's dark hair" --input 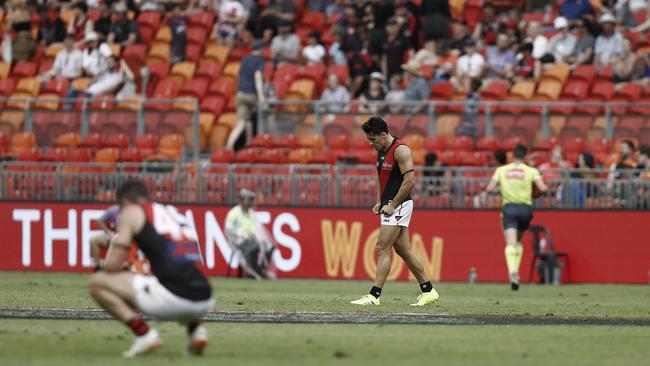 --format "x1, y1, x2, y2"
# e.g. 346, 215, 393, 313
513, 144, 528, 160
622, 139, 636, 151
639, 144, 650, 157
494, 150, 507, 165
116, 179, 149, 203
361, 116, 389, 135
